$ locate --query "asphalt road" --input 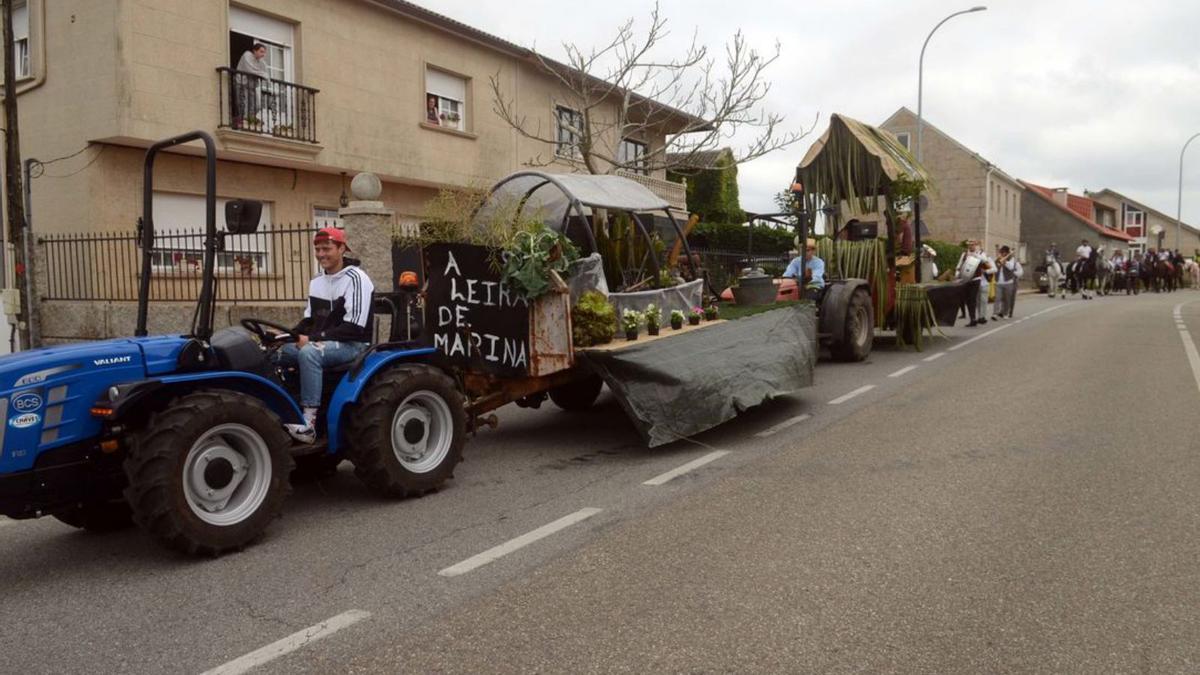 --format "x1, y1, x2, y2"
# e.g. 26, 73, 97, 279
3, 291, 1199, 674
